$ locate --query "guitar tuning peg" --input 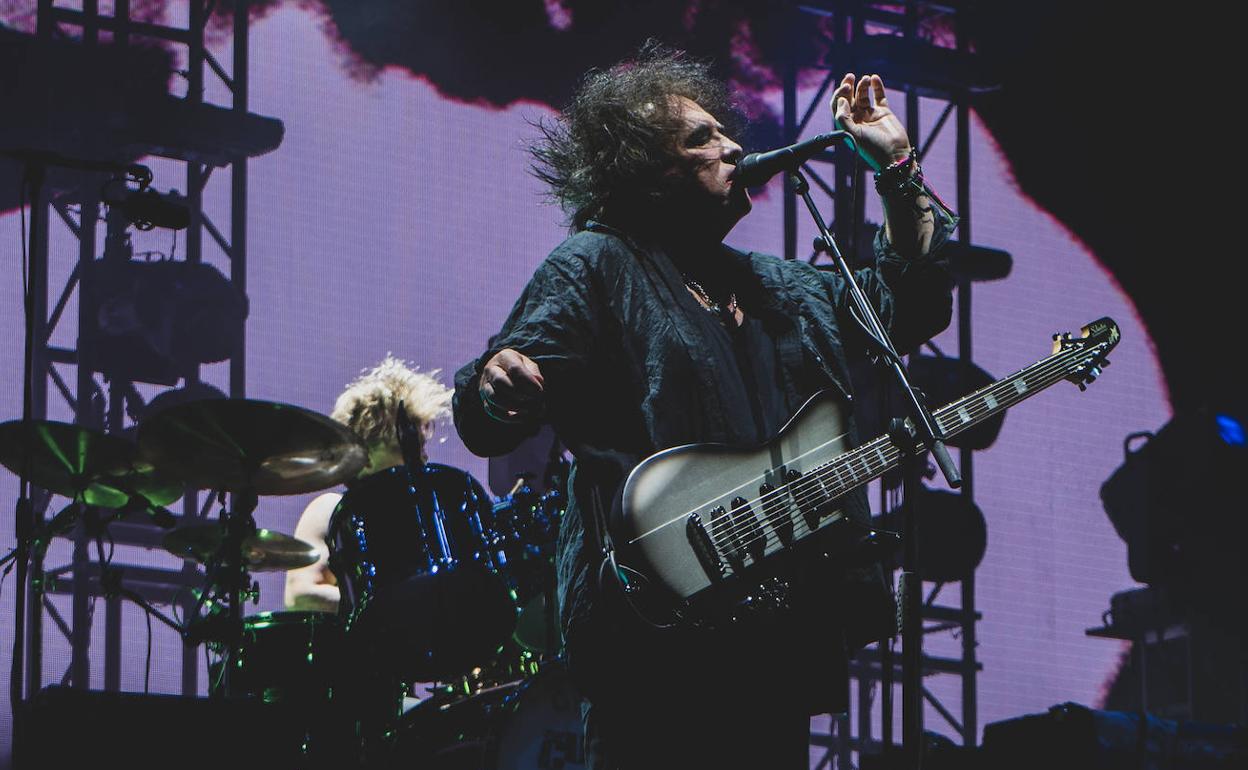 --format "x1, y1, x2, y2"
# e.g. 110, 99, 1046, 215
1078, 382, 1088, 392
1100, 358, 1111, 367
1087, 366, 1101, 381
1052, 333, 1060, 341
